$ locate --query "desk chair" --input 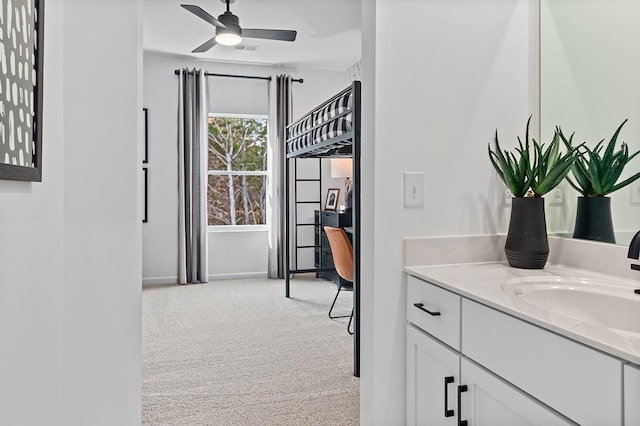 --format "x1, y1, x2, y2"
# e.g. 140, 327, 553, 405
324, 226, 354, 335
